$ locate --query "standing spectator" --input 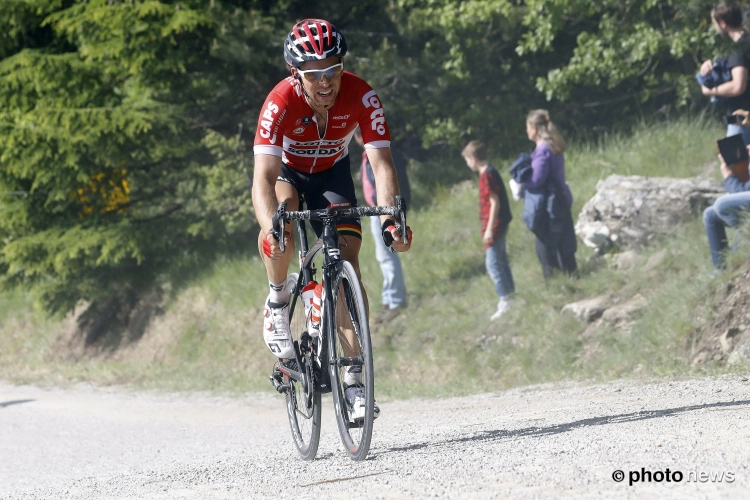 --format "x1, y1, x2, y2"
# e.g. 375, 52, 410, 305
461, 140, 515, 320
700, 3, 750, 143
524, 110, 578, 278
354, 127, 410, 323
703, 144, 750, 270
